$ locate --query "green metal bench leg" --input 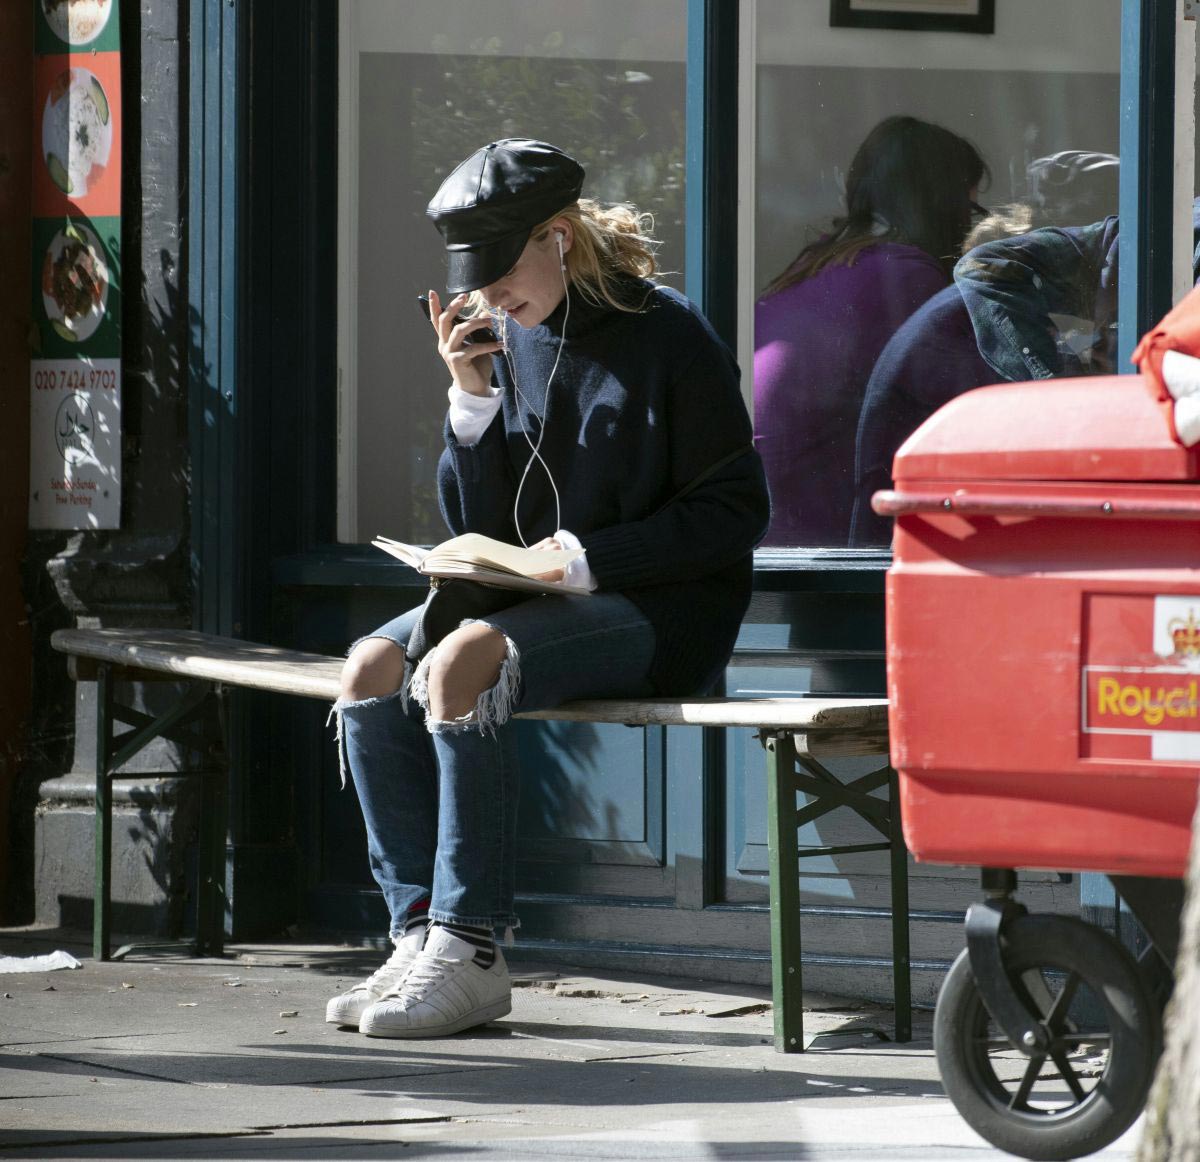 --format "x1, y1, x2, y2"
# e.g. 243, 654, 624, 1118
194, 687, 229, 957
90, 670, 230, 961
93, 664, 114, 962
188, 691, 225, 955
194, 770, 227, 956
766, 731, 804, 1052
889, 768, 912, 1042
